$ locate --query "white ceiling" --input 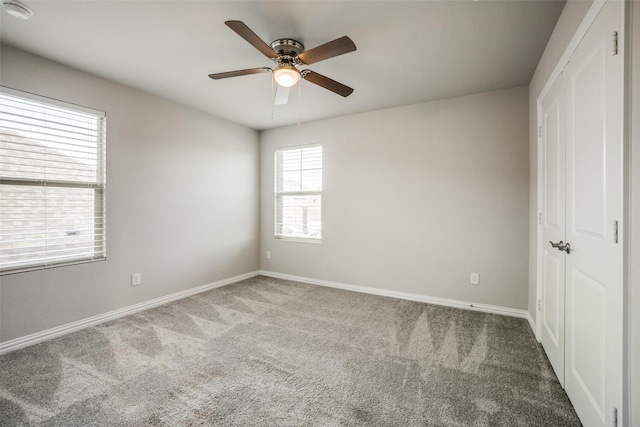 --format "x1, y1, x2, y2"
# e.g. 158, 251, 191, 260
0, 0, 565, 130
